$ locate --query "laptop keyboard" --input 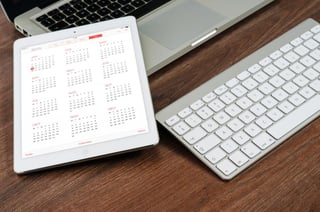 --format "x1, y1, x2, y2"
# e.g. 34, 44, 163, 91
35, 0, 171, 31
156, 19, 320, 180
